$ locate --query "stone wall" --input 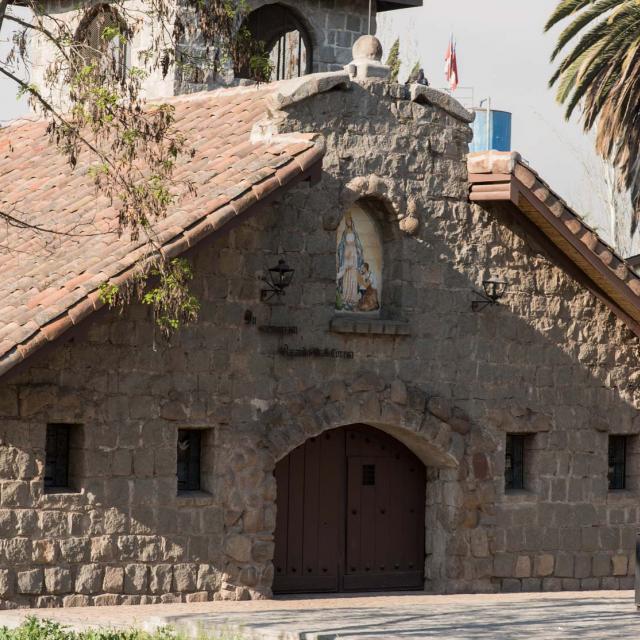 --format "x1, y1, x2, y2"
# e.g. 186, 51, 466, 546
0, 78, 639, 607
28, 0, 374, 106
